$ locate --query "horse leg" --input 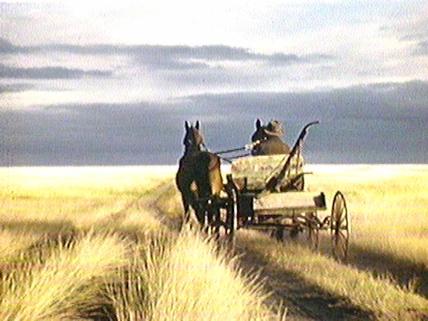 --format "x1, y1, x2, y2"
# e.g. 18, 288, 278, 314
195, 205, 206, 230
180, 193, 191, 223
212, 206, 221, 239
